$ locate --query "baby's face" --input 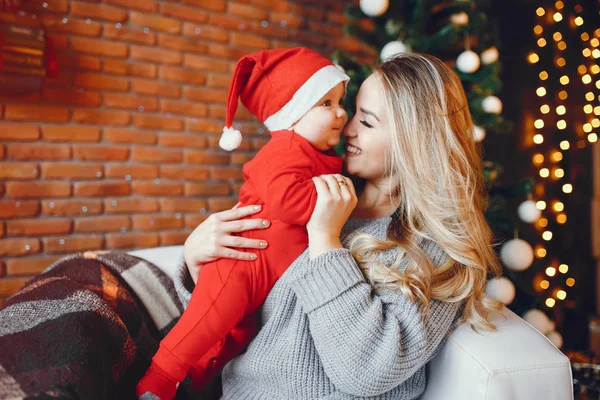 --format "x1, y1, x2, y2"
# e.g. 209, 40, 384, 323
292, 82, 347, 151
